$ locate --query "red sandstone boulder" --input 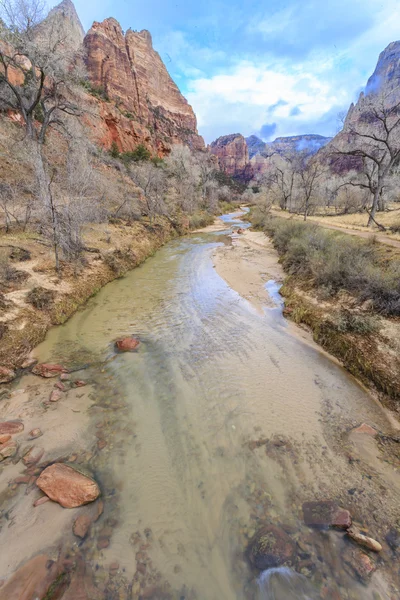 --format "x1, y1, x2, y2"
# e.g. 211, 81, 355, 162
0, 439, 18, 460
0, 421, 23, 434
247, 524, 296, 569
115, 337, 140, 352
36, 463, 100, 508
303, 501, 351, 529
32, 363, 68, 378
343, 547, 376, 582
0, 366, 16, 384
0, 434, 11, 444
